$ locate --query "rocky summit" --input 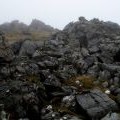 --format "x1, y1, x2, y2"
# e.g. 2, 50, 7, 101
0, 17, 120, 120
